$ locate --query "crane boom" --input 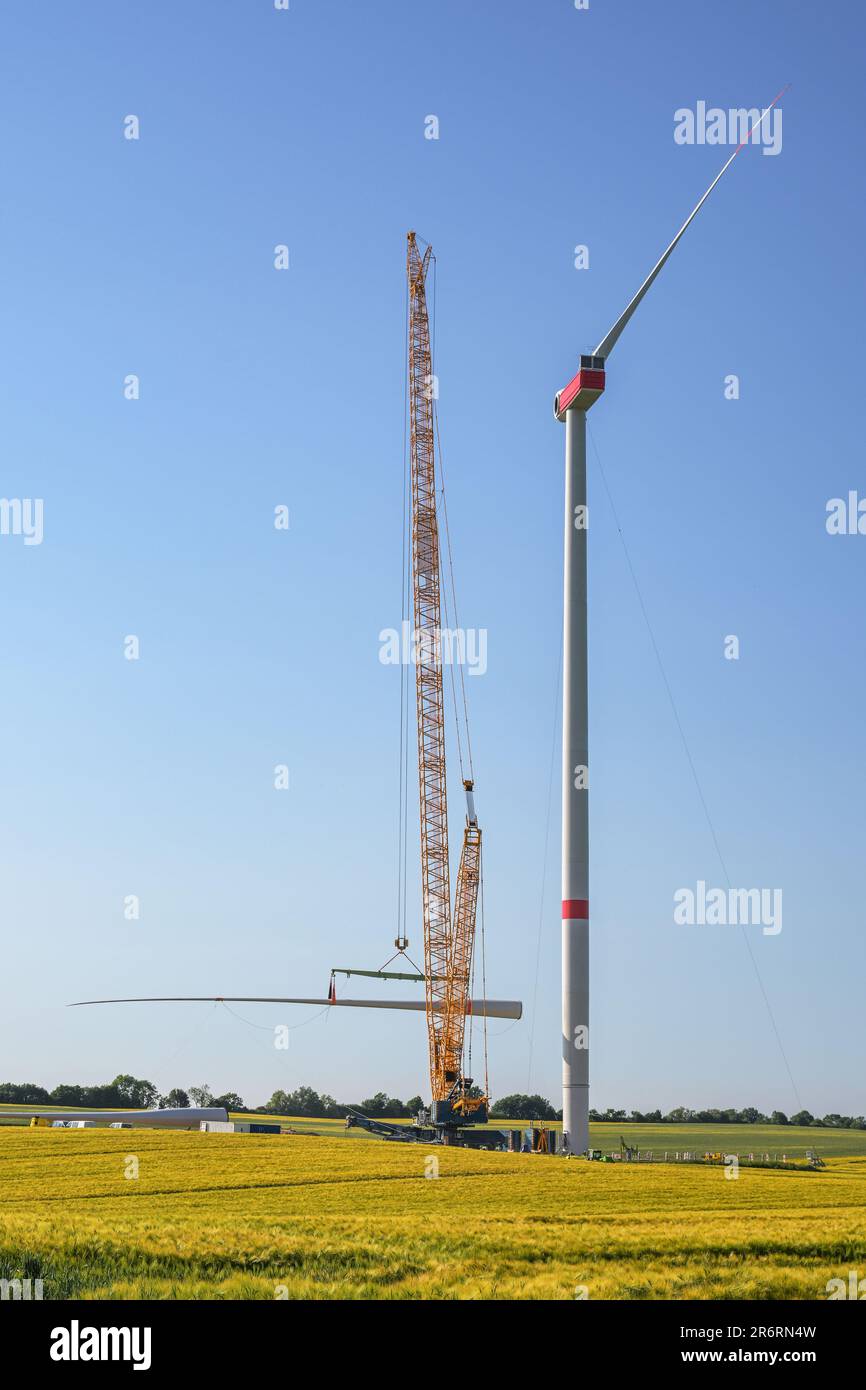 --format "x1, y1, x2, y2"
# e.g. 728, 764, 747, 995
64, 234, 516, 1142
406, 232, 485, 1108
407, 232, 453, 1098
